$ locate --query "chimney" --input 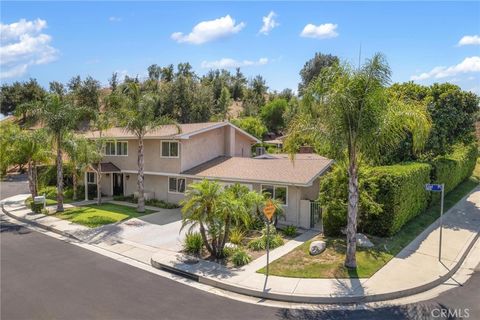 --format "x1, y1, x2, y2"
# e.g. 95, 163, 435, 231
299, 146, 314, 154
